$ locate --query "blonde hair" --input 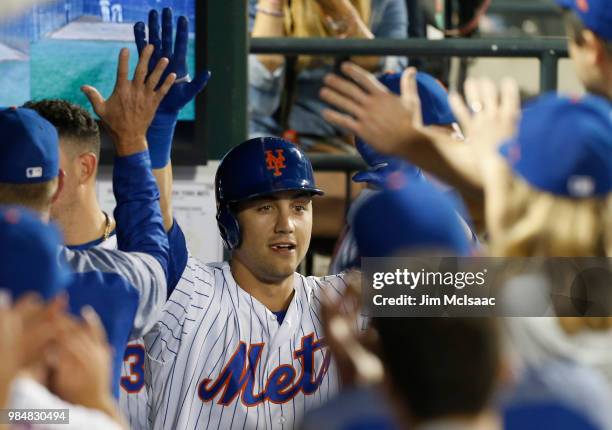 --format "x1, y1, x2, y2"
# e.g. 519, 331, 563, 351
0, 179, 58, 213
283, 0, 371, 69
490, 172, 612, 257
487, 164, 612, 333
